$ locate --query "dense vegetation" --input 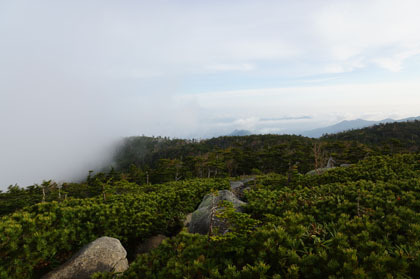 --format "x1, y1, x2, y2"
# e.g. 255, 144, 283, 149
0, 134, 368, 215
0, 120, 419, 278
112, 121, 419, 185
322, 120, 420, 153
0, 170, 126, 217
0, 179, 229, 278
113, 135, 368, 184
95, 154, 420, 279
